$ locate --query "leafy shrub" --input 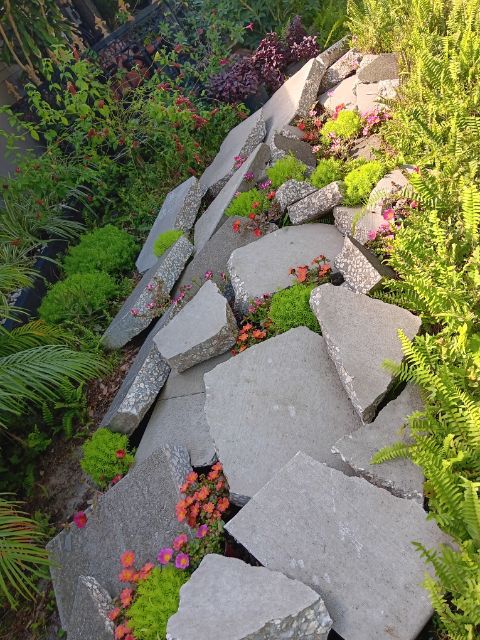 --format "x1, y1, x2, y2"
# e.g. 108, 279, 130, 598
63, 225, 138, 277
127, 566, 188, 640
153, 230, 183, 258
266, 155, 308, 188
343, 160, 385, 205
38, 272, 119, 325
225, 188, 269, 217
310, 158, 344, 189
269, 284, 319, 333
80, 428, 135, 489
206, 55, 260, 103
321, 110, 362, 142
